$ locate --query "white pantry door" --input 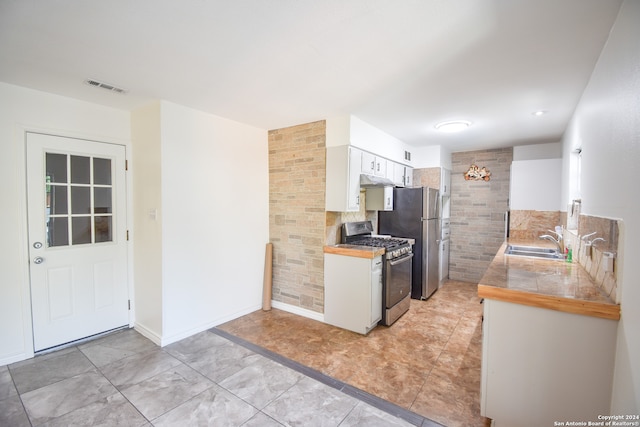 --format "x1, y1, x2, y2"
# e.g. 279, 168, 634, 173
26, 133, 129, 352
